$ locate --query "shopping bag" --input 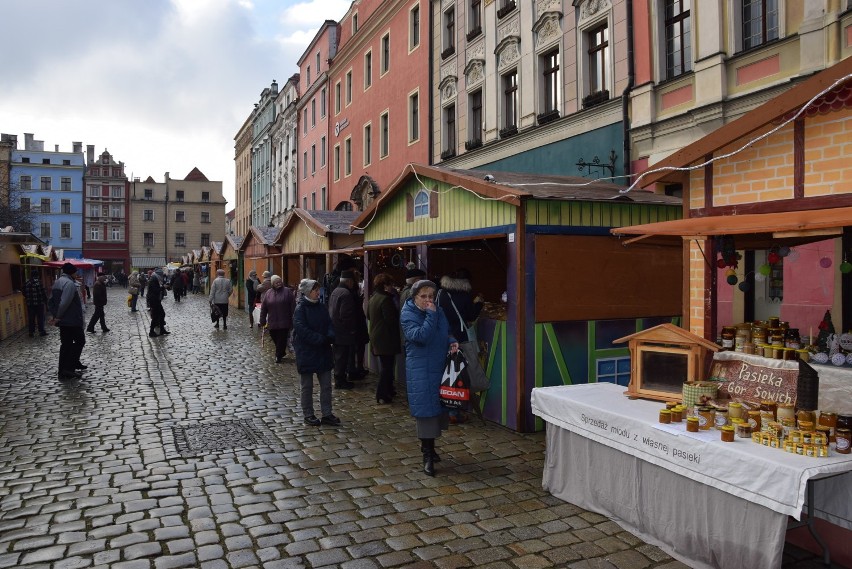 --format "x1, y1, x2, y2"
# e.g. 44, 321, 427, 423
210, 303, 222, 322
126, 295, 132, 307
458, 341, 489, 392
440, 351, 471, 410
